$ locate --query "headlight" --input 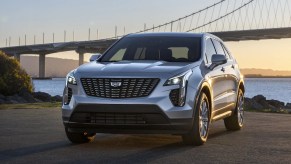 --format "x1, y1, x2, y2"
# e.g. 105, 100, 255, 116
164, 70, 192, 87
66, 70, 77, 85
165, 70, 192, 107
